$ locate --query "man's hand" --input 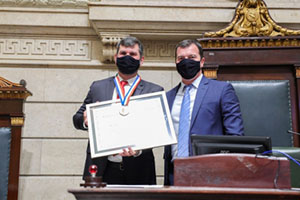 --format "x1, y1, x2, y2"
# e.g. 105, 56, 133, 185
119, 147, 141, 157
83, 110, 88, 127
